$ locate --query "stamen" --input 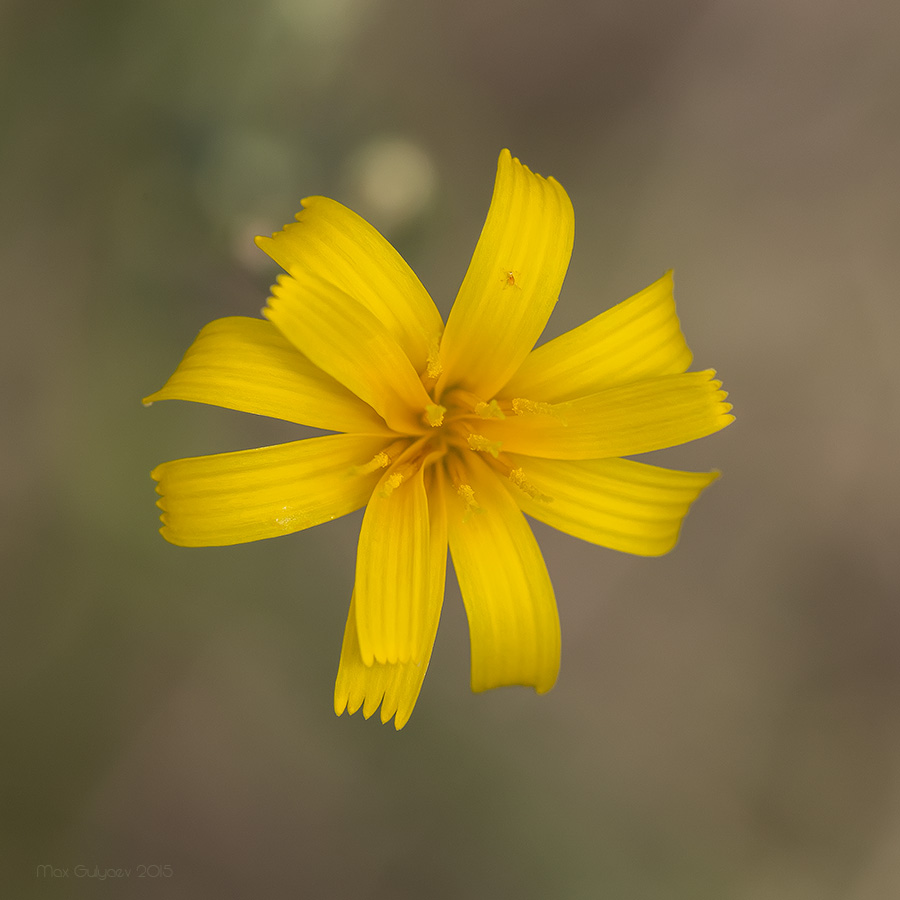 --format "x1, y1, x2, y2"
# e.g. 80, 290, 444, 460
350, 451, 391, 476
424, 403, 447, 427
380, 471, 405, 497
349, 439, 412, 476
508, 467, 553, 503
512, 397, 568, 423
474, 399, 506, 419
457, 483, 482, 522
467, 434, 502, 458
426, 338, 443, 379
